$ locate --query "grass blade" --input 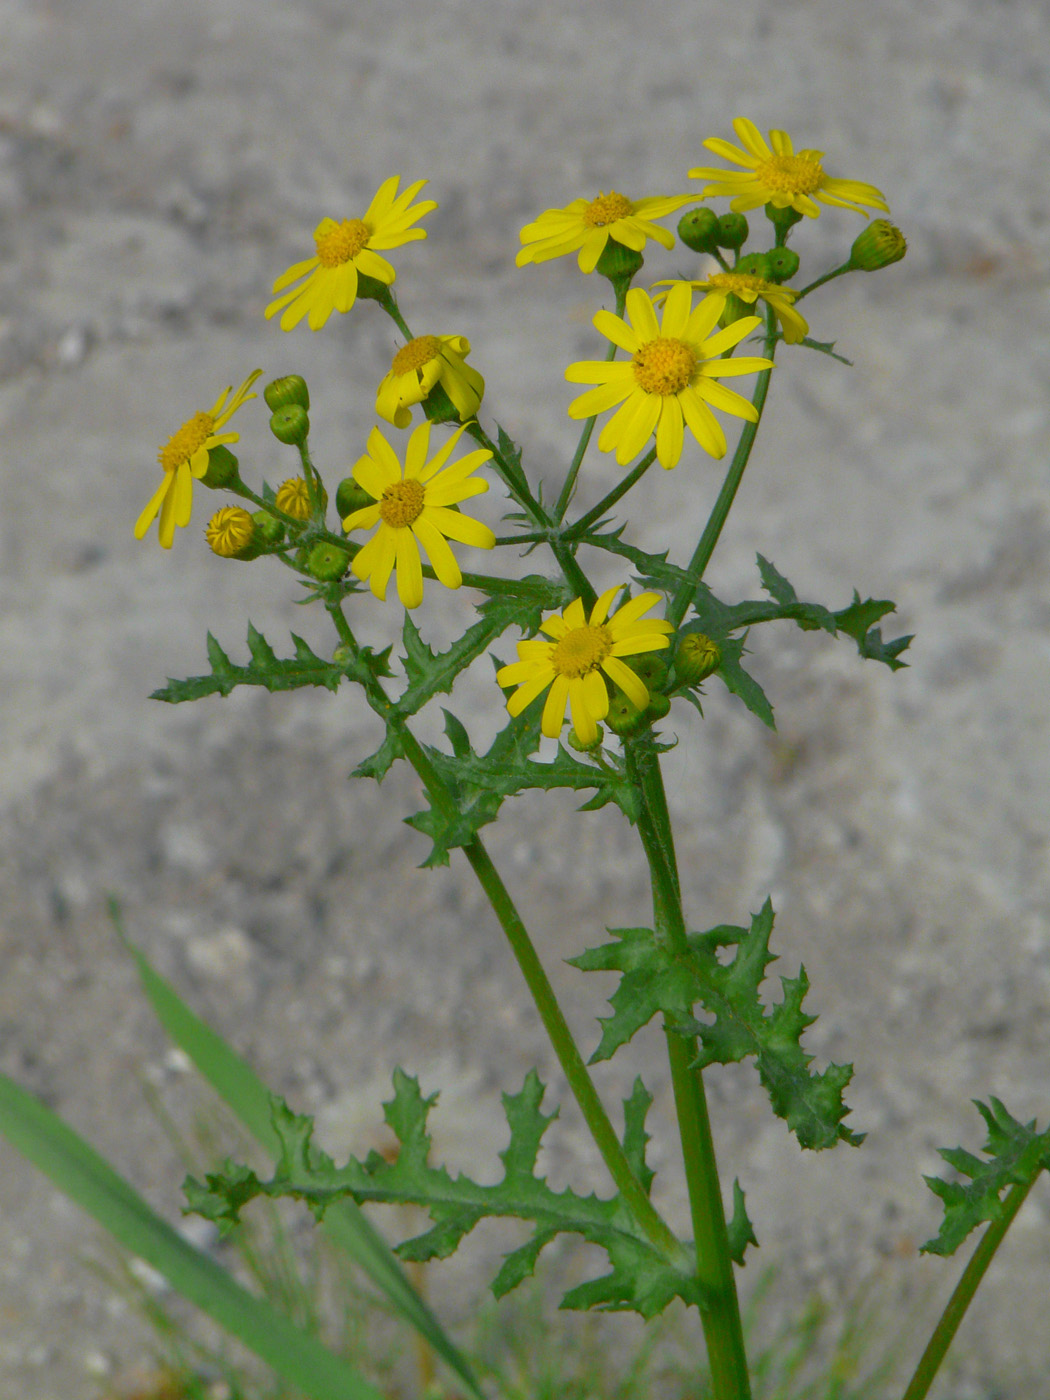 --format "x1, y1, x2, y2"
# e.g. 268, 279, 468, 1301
0, 1073, 383, 1400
